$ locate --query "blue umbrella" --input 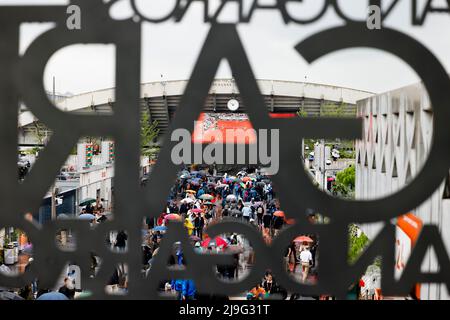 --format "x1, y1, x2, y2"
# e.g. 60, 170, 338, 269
152, 226, 167, 232
78, 214, 95, 221
57, 213, 72, 220
37, 292, 69, 300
